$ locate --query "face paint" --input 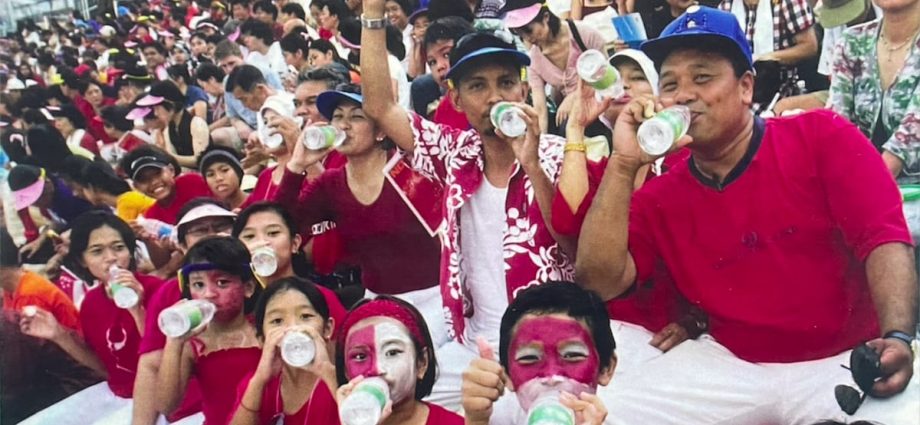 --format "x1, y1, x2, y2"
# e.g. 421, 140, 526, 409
187, 270, 248, 322
345, 319, 418, 404
508, 316, 600, 411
